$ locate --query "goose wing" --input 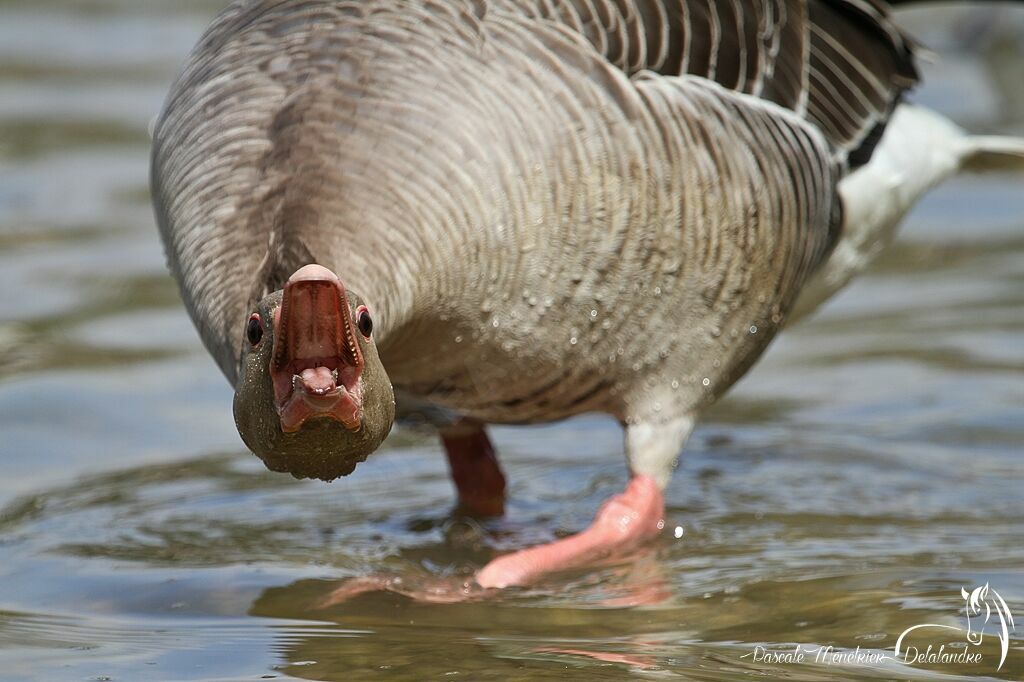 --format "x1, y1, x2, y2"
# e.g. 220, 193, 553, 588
496, 0, 918, 165
153, 0, 908, 382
